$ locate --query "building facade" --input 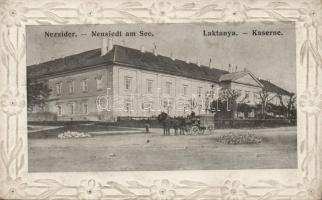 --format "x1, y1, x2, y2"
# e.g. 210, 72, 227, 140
27, 40, 293, 121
